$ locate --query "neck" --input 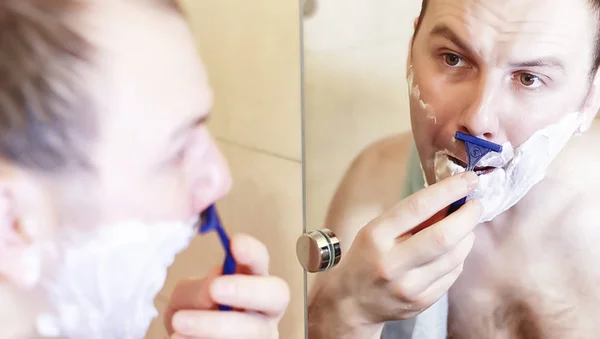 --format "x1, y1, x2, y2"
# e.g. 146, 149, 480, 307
0, 282, 39, 338
482, 169, 582, 242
